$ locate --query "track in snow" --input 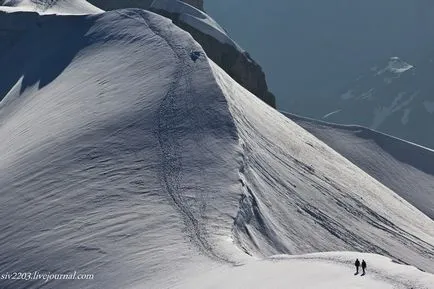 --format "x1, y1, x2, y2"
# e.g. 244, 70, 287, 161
114, 10, 234, 264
